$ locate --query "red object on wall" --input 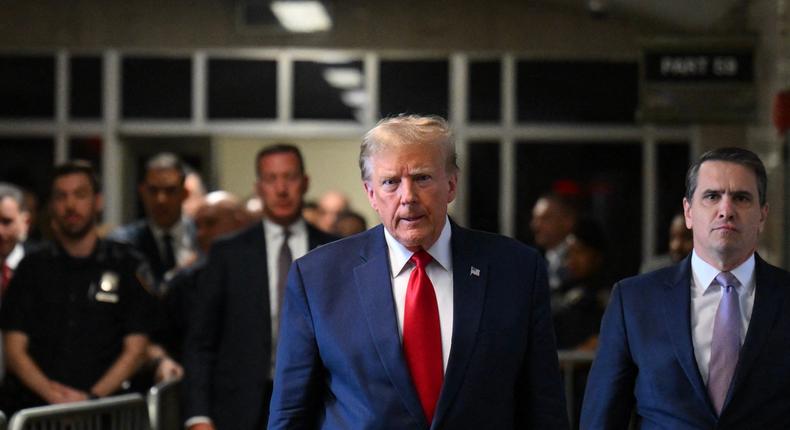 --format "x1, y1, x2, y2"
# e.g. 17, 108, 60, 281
772, 90, 790, 135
